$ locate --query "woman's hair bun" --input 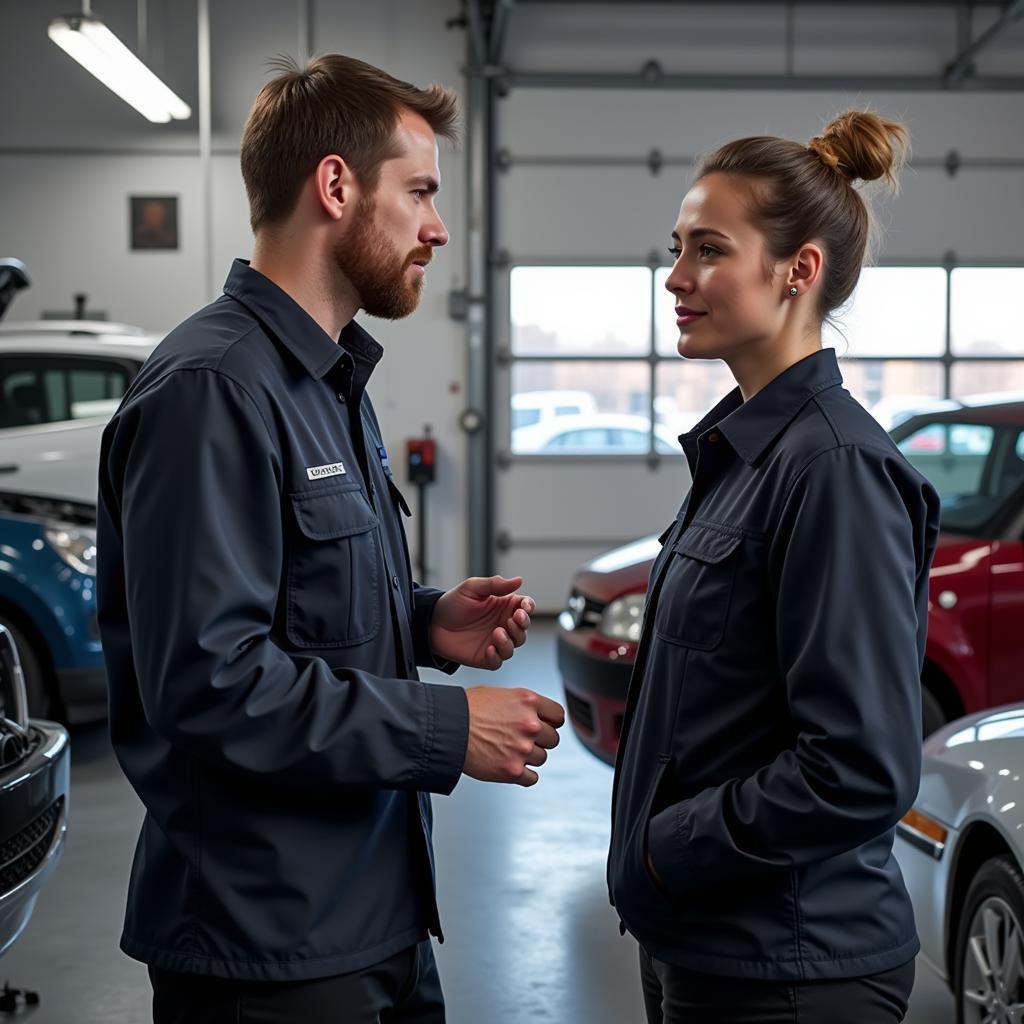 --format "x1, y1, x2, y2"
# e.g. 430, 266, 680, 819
807, 110, 909, 187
